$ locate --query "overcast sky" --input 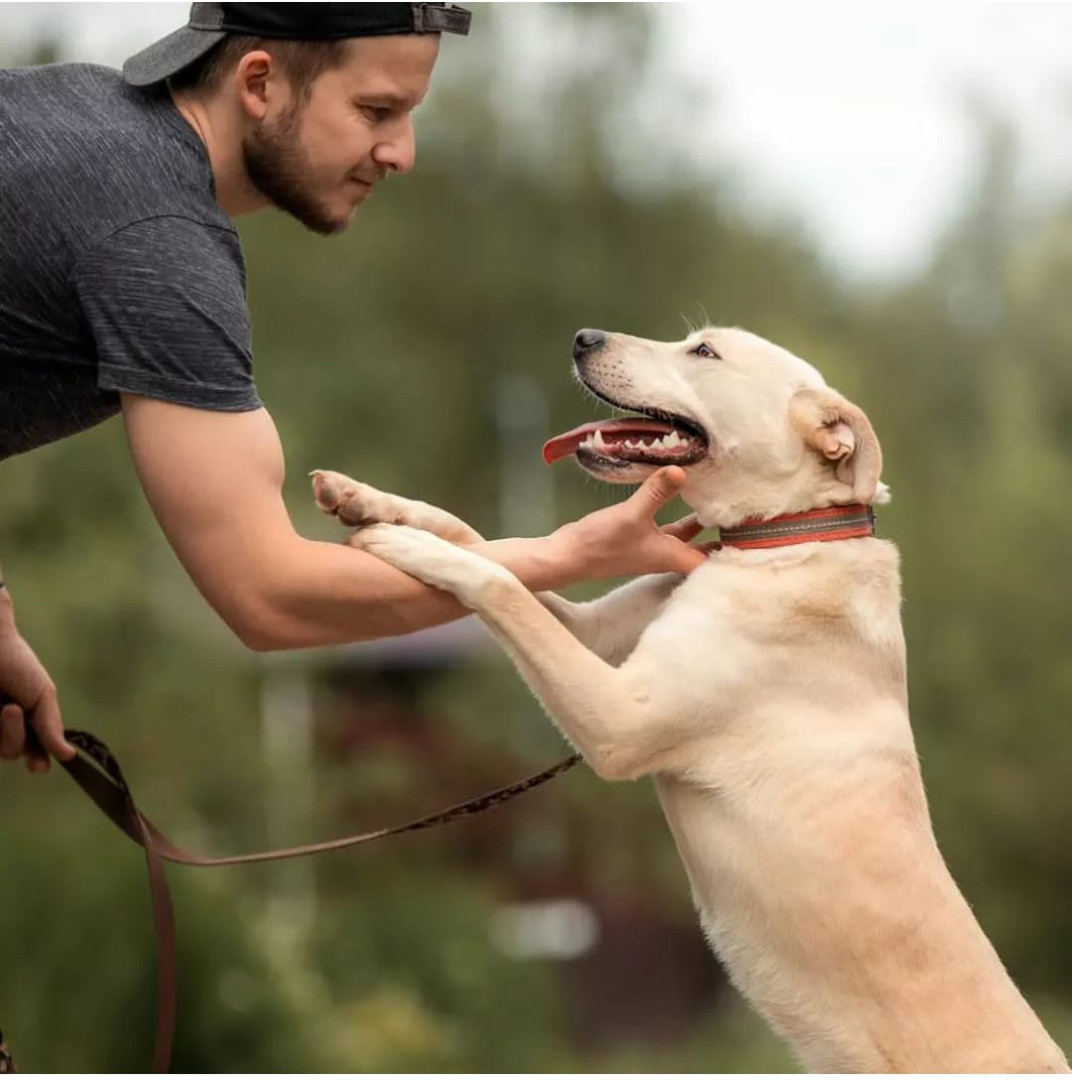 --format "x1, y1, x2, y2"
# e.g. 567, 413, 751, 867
3, 2, 1072, 279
